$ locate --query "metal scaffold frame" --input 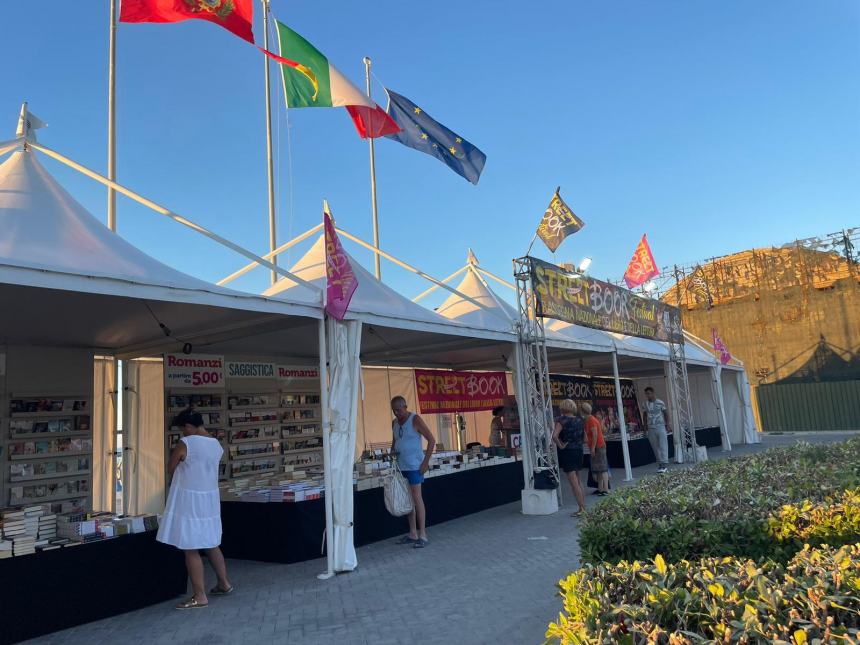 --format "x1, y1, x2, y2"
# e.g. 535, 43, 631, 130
513, 257, 561, 497
667, 337, 700, 463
